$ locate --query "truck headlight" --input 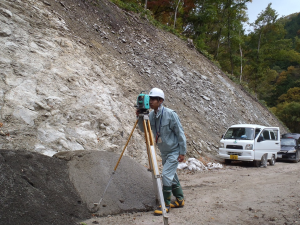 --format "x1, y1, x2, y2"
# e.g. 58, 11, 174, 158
245, 144, 253, 150
220, 143, 224, 148
288, 149, 296, 153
